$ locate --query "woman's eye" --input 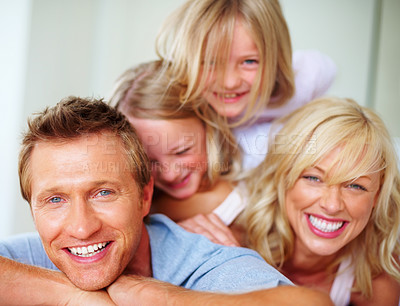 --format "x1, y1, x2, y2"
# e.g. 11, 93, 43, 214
347, 183, 367, 191
303, 175, 320, 182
